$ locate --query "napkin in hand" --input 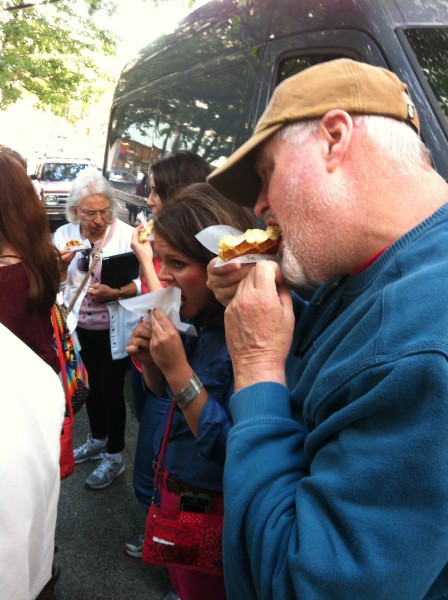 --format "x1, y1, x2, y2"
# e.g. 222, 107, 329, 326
119, 287, 197, 337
